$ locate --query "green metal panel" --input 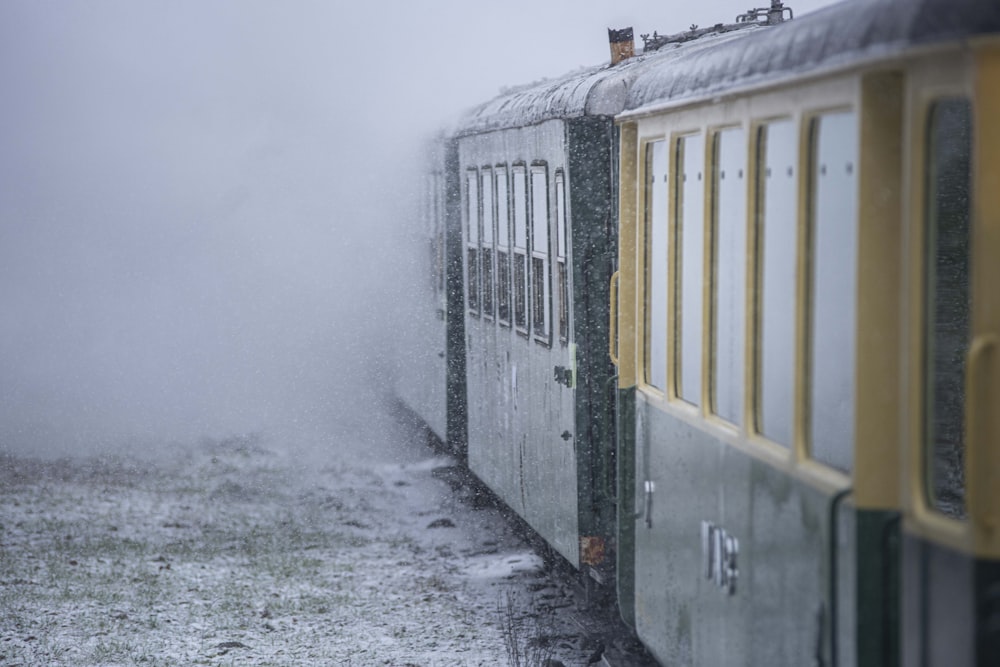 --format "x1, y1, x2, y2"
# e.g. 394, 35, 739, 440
977, 558, 1000, 663
566, 115, 618, 573
617, 385, 638, 629
855, 509, 900, 667
444, 138, 468, 461
901, 534, 1000, 666
631, 396, 855, 666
